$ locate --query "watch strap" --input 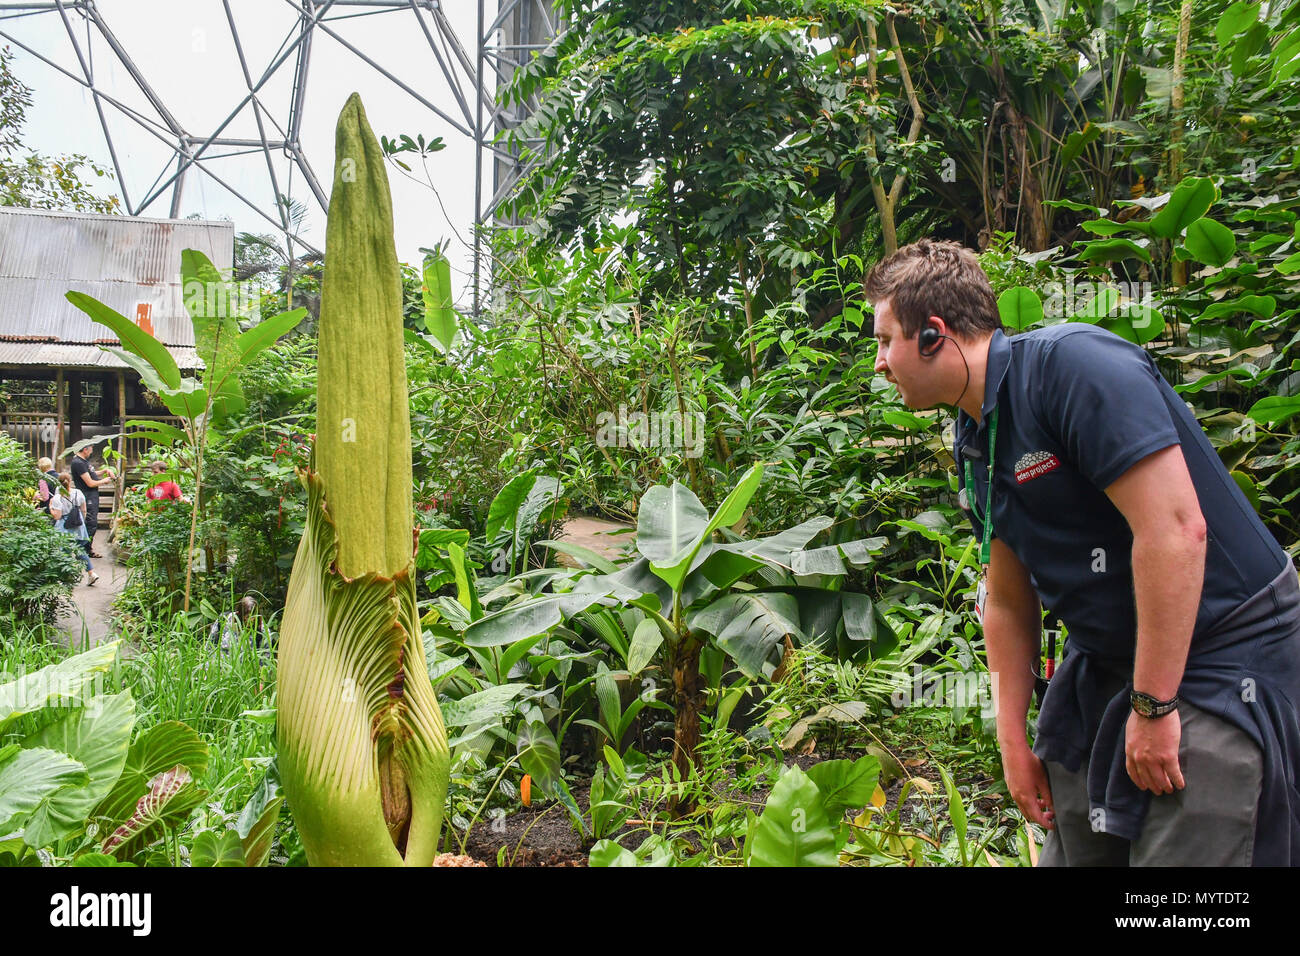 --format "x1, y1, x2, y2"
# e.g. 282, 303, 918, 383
1130, 690, 1179, 718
